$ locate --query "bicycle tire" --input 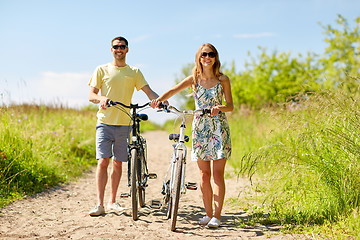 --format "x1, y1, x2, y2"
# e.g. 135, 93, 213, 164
170, 150, 184, 231
138, 145, 146, 207
130, 148, 138, 220
164, 179, 171, 219
166, 193, 172, 219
